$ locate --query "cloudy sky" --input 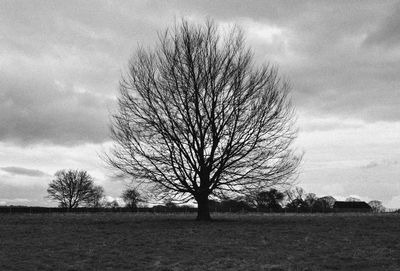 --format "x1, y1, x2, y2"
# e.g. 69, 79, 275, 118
1, 0, 399, 207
